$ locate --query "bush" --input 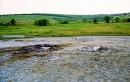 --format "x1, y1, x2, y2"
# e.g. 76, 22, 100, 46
104, 16, 111, 23
126, 18, 130, 22
60, 20, 69, 24
93, 18, 98, 24
122, 18, 130, 22
0, 22, 4, 26
10, 18, 16, 25
115, 17, 120, 23
82, 19, 88, 22
0, 18, 16, 26
88, 20, 93, 23
34, 19, 49, 26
